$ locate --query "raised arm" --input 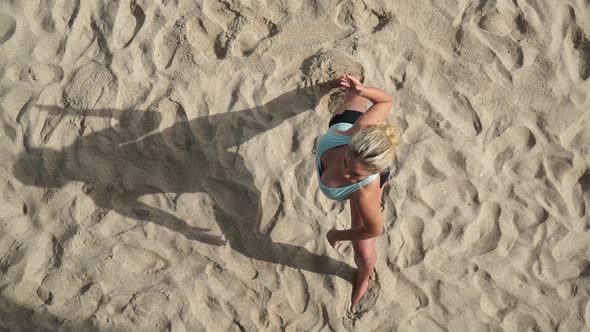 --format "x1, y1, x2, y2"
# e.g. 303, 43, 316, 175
339, 75, 393, 128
